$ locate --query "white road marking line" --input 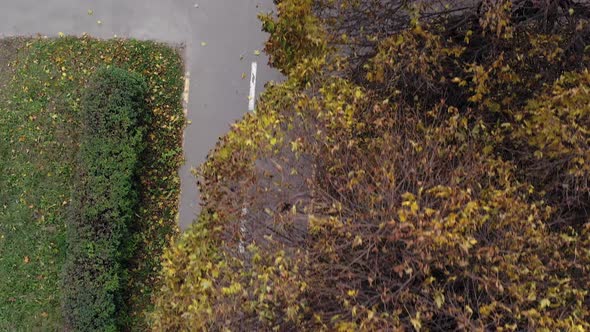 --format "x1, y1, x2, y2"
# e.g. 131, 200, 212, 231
240, 63, 258, 254
248, 62, 257, 111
